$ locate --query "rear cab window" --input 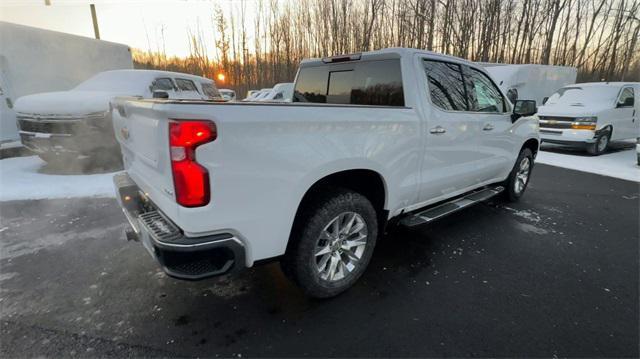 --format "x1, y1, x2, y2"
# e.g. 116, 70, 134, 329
294, 59, 404, 106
